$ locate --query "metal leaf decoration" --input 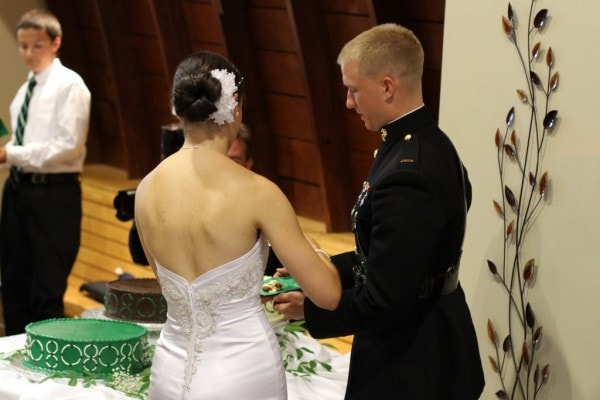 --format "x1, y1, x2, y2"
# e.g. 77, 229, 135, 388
495, 128, 501, 148
487, 259, 498, 275
506, 220, 515, 238
503, 334, 512, 353
546, 47, 554, 67
506, 107, 515, 126
522, 341, 531, 366
532, 42, 541, 60
534, 9, 548, 29
529, 172, 536, 187
534, 326, 543, 347
539, 171, 549, 197
489, 3, 556, 394
487, 319, 498, 344
504, 185, 516, 207
493, 200, 504, 216
502, 16, 513, 38
543, 110, 558, 129
526, 303, 536, 329
489, 355, 499, 372
550, 71, 559, 92
504, 144, 516, 160
530, 71, 542, 88
542, 364, 550, 384
523, 258, 535, 282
